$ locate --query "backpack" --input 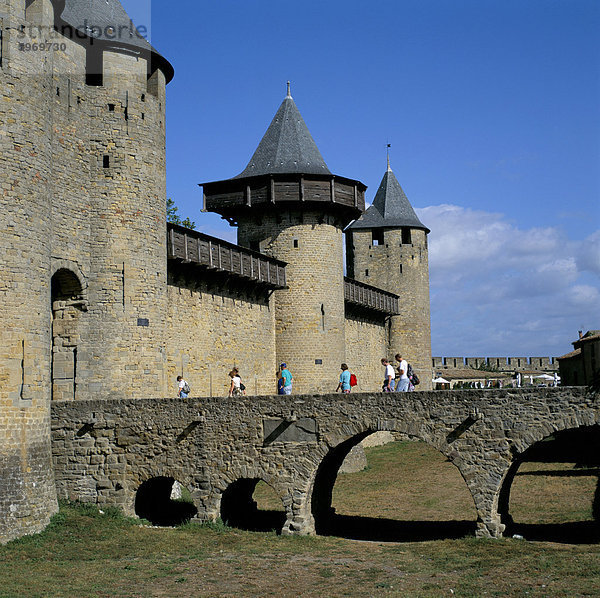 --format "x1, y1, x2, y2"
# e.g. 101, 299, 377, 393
182, 382, 190, 394
349, 373, 357, 387
407, 364, 420, 386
